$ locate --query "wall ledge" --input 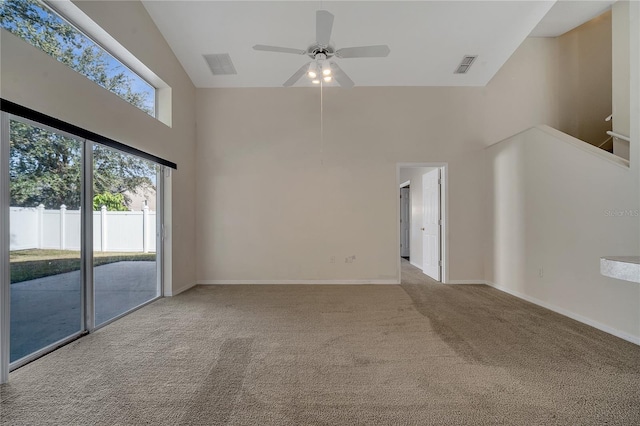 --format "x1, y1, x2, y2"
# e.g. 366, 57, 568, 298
600, 256, 640, 283
535, 125, 631, 169
486, 125, 631, 169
